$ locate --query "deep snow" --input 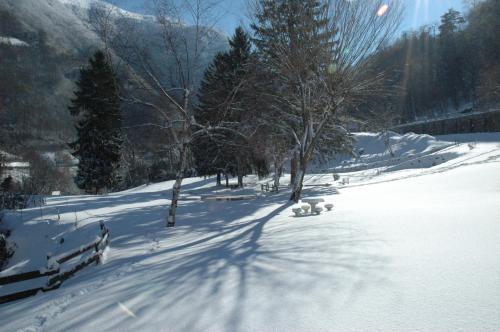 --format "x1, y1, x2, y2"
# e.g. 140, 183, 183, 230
1, 132, 500, 331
